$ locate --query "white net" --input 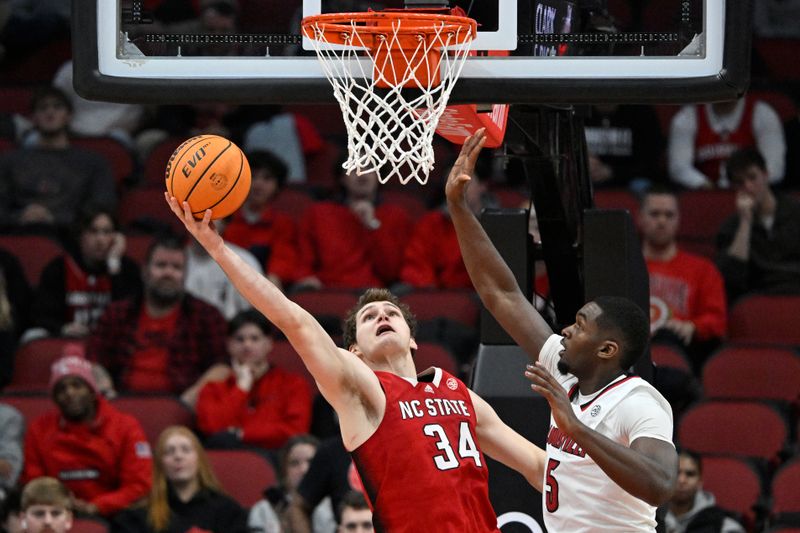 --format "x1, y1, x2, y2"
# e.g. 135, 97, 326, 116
304, 15, 475, 184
